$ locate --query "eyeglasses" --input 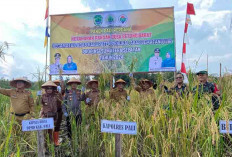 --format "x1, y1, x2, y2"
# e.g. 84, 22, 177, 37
47, 87, 53, 90
176, 77, 183, 79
